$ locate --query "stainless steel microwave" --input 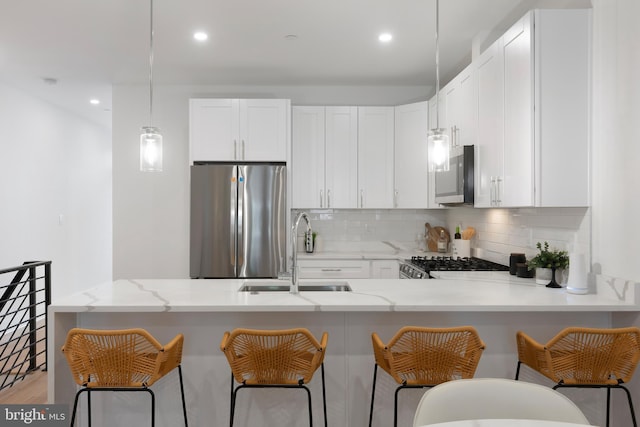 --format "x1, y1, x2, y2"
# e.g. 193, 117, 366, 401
434, 145, 474, 205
